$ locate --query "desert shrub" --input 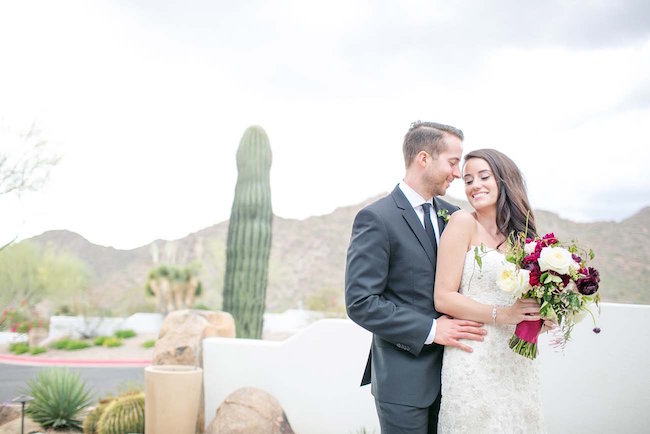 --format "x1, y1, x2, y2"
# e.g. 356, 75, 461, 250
102, 337, 122, 348
52, 337, 71, 349
53, 337, 90, 351
24, 368, 93, 431
307, 286, 346, 315
67, 340, 90, 350
114, 329, 136, 339
29, 346, 47, 355
9, 342, 29, 354
141, 339, 155, 349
